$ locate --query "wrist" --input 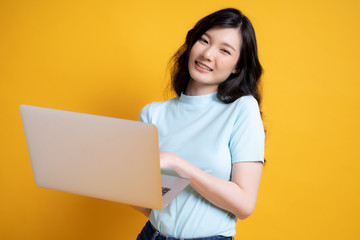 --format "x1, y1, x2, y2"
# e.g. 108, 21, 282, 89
171, 153, 181, 169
